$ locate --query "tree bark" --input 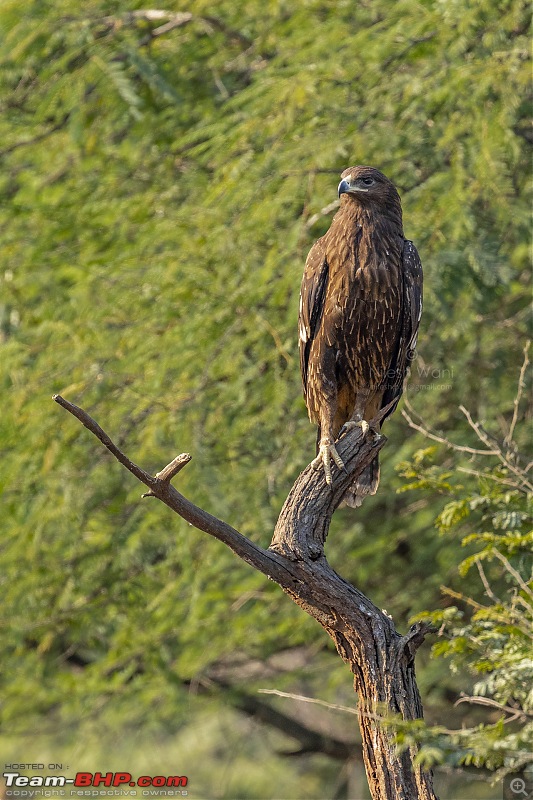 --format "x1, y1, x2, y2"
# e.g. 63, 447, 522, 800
53, 394, 438, 800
